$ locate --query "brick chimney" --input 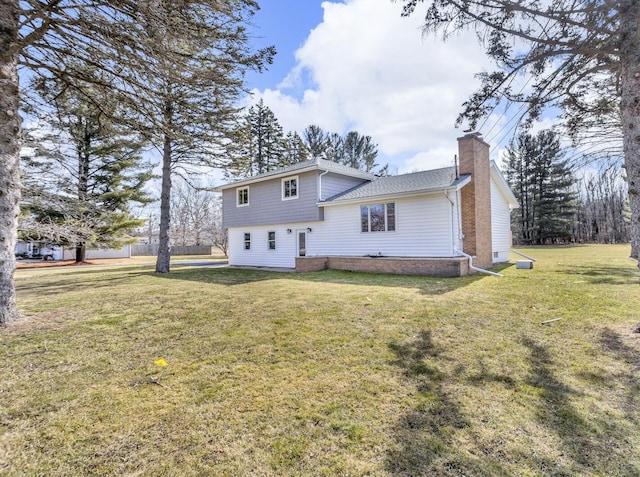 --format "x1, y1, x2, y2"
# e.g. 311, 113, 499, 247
458, 133, 493, 269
